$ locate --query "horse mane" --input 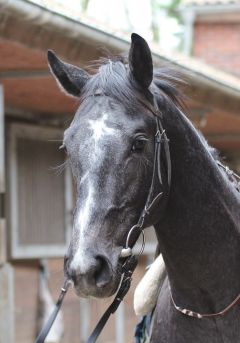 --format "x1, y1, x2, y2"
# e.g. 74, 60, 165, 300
82, 56, 186, 112
198, 128, 240, 193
